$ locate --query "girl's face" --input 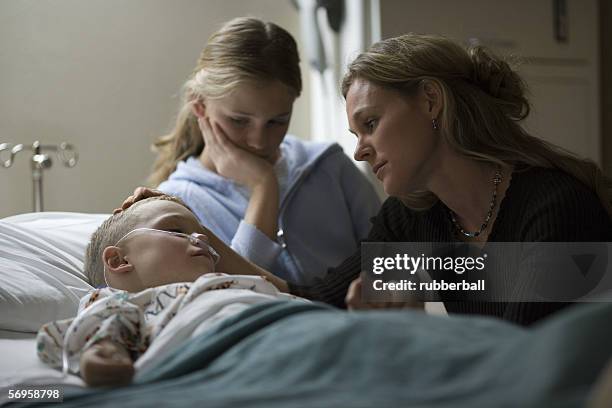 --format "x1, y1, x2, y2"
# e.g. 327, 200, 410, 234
204, 80, 295, 164
346, 78, 442, 197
